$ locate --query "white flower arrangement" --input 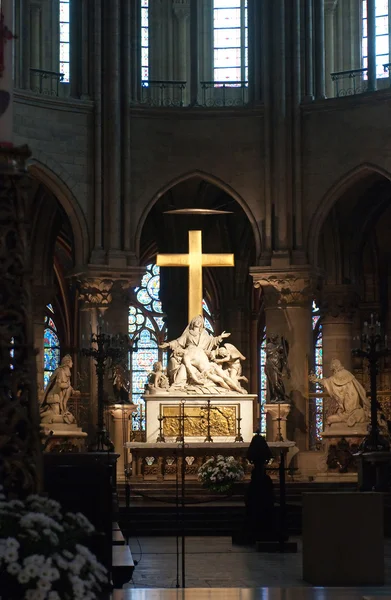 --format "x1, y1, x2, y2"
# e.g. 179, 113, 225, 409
197, 454, 244, 493
0, 486, 107, 600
